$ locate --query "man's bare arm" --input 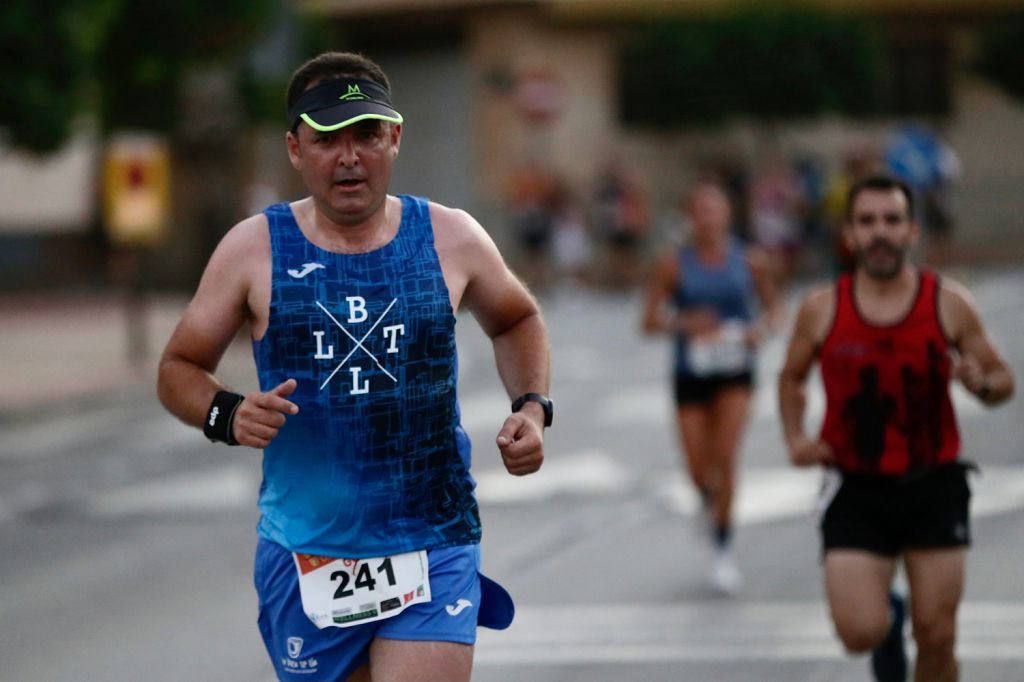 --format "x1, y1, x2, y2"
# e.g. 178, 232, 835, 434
440, 207, 550, 476
940, 280, 1015, 406
157, 216, 298, 448
778, 287, 835, 467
